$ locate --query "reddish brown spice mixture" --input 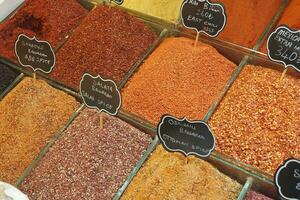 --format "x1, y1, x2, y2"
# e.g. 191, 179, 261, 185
50, 5, 157, 89
209, 65, 300, 174
20, 109, 152, 200
0, 0, 88, 60
0, 77, 79, 184
246, 191, 274, 200
122, 37, 236, 124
